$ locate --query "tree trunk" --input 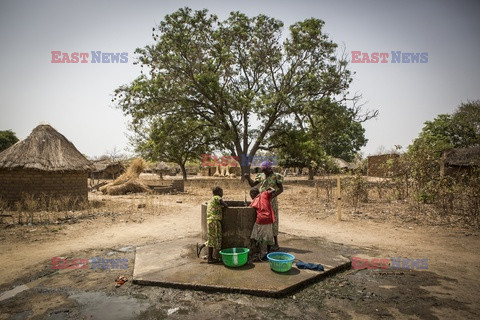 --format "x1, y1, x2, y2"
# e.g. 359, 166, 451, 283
179, 163, 187, 180
298, 167, 303, 176
240, 165, 251, 181
308, 166, 315, 180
